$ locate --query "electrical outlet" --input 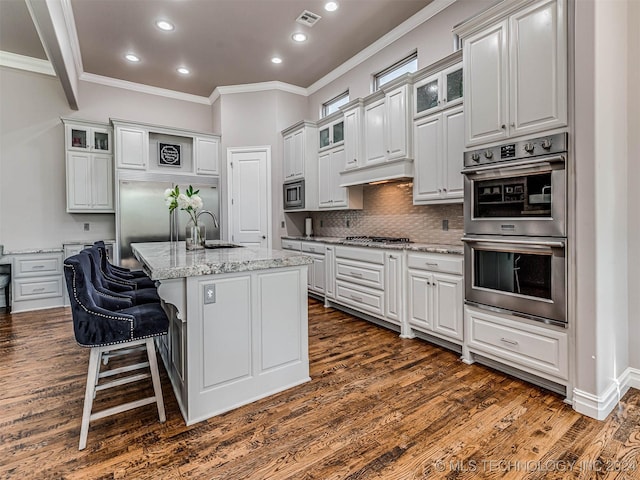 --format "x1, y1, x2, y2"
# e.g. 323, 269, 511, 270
320, 220, 324, 227
442, 219, 449, 231
346, 219, 350, 228
203, 284, 216, 304
83, 223, 90, 231
281, 220, 285, 228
